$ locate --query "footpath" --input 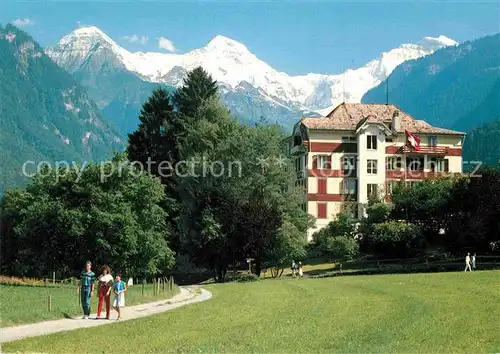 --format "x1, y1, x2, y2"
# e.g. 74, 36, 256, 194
0, 286, 212, 343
